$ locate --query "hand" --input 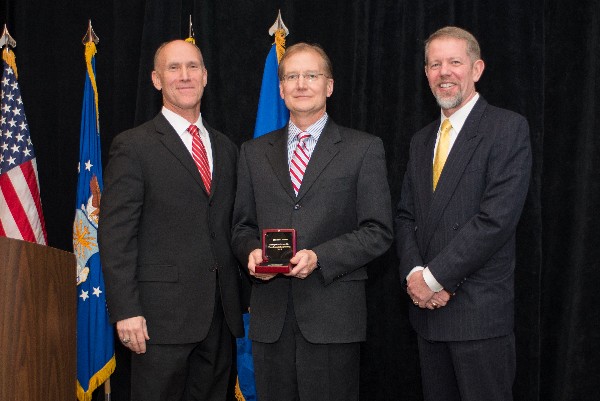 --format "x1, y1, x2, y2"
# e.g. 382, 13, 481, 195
286, 249, 318, 279
117, 316, 150, 354
424, 290, 452, 310
407, 270, 434, 308
248, 249, 276, 281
